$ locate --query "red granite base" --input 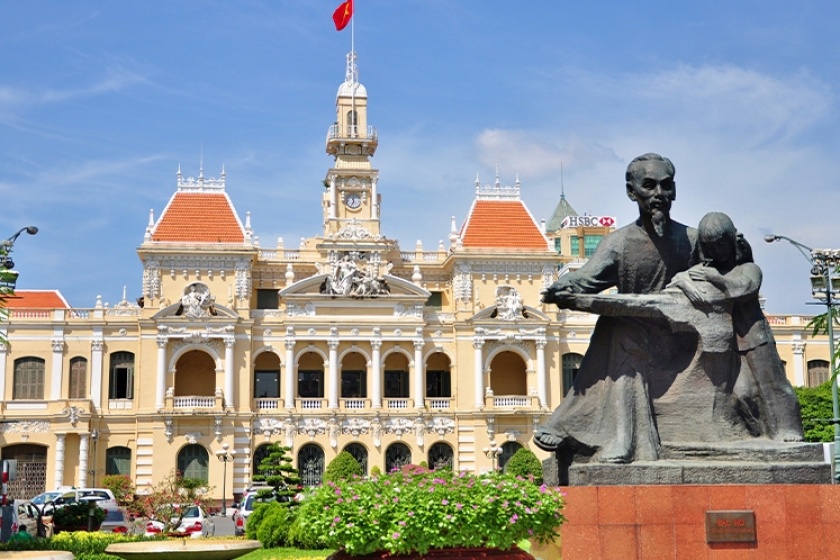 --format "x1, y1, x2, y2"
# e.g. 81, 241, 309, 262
560, 484, 840, 559
326, 547, 534, 559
